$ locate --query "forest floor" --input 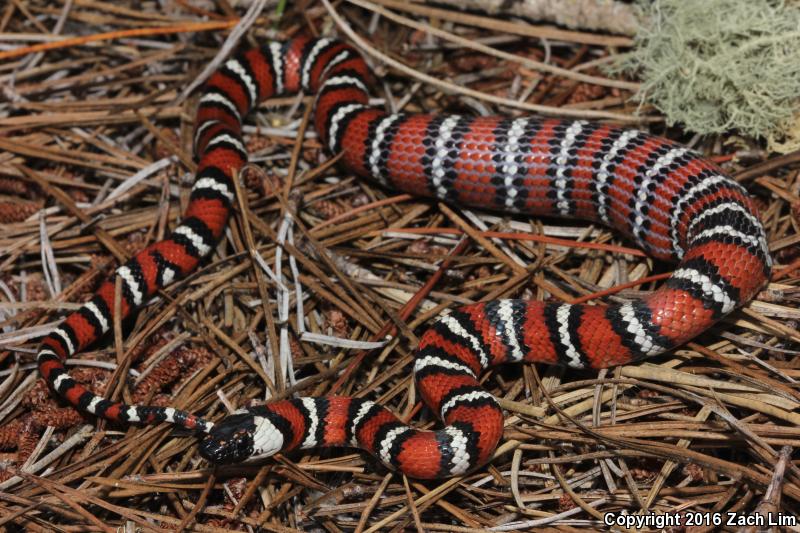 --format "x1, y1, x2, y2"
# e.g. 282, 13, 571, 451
0, 0, 799, 531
